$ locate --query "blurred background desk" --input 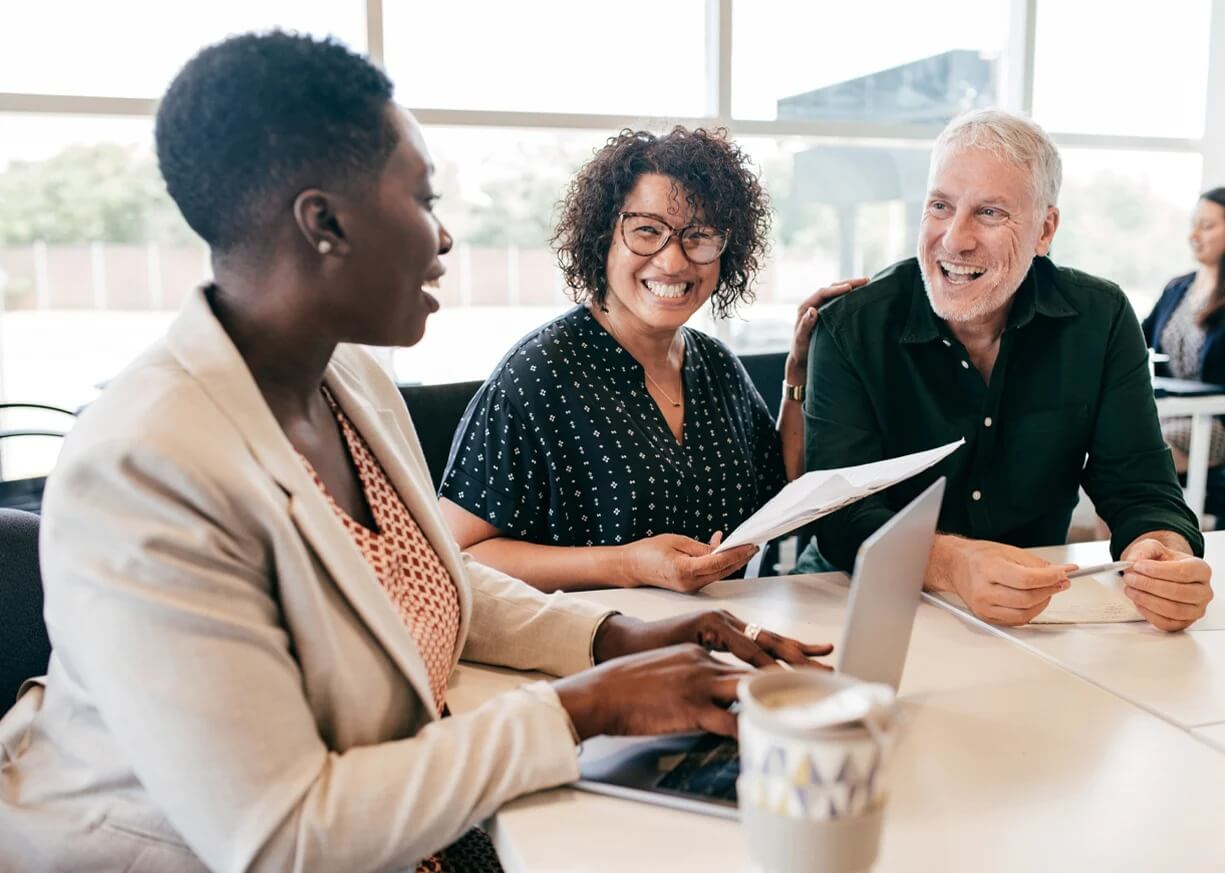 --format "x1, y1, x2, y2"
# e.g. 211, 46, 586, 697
450, 564, 1225, 872
1153, 391, 1225, 520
